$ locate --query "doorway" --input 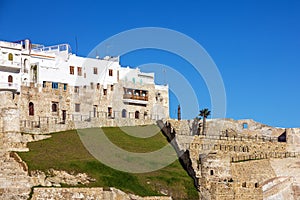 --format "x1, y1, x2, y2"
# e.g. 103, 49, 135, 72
62, 110, 66, 123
